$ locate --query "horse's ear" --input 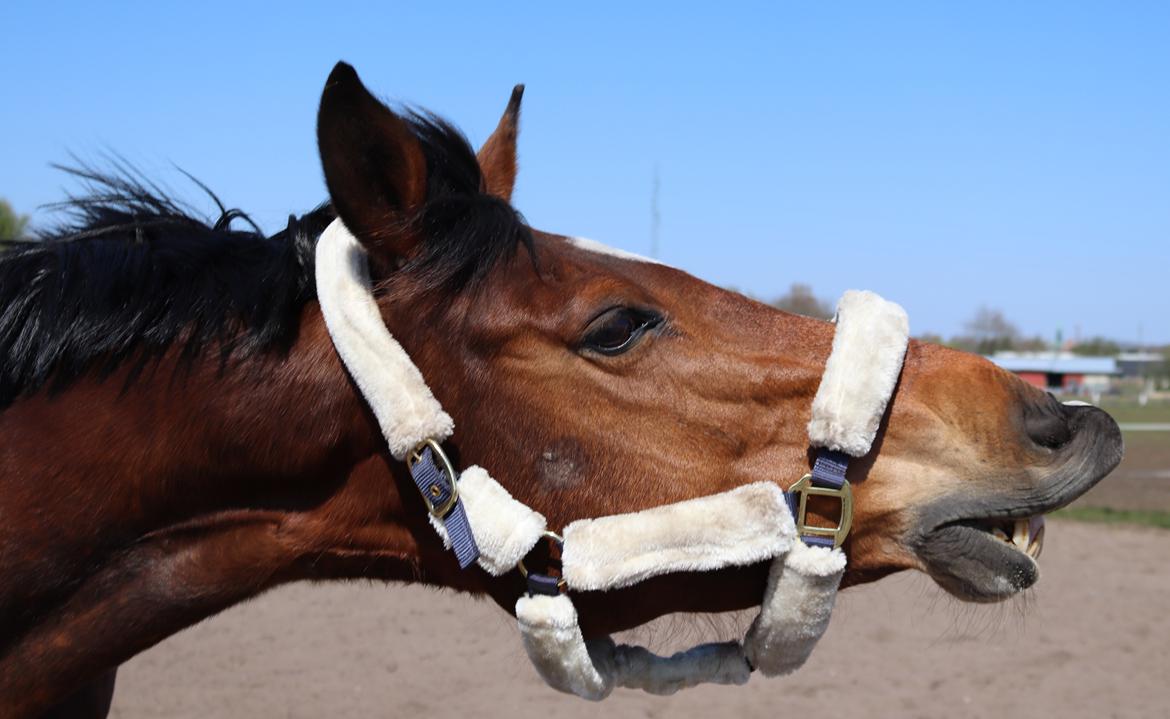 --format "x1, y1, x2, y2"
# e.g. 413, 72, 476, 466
317, 62, 427, 260
476, 84, 524, 202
